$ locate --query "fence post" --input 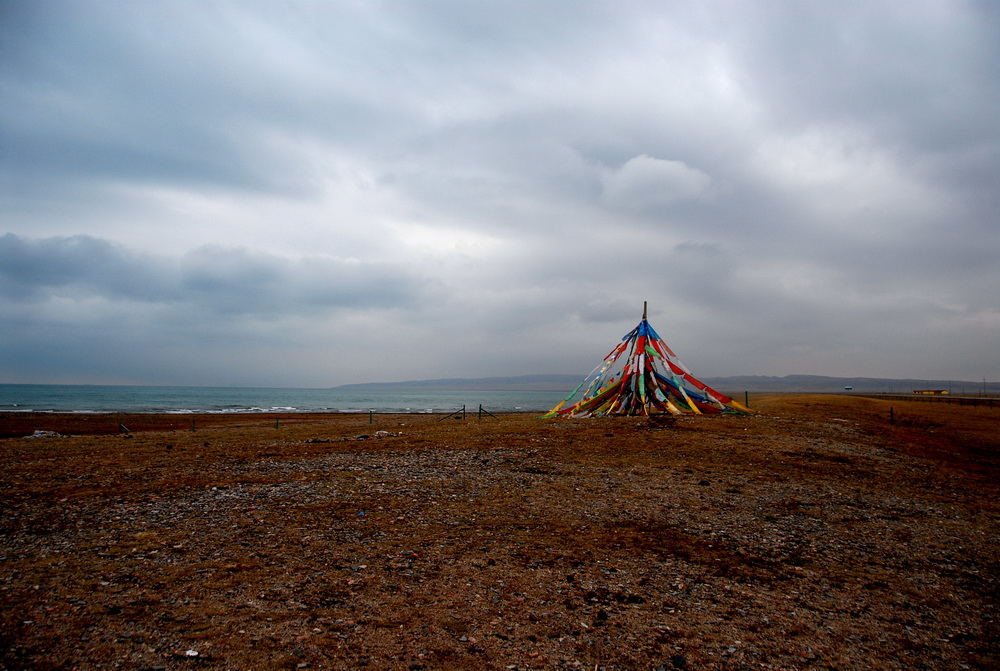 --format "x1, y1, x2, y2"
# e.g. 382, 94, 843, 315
437, 406, 467, 421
